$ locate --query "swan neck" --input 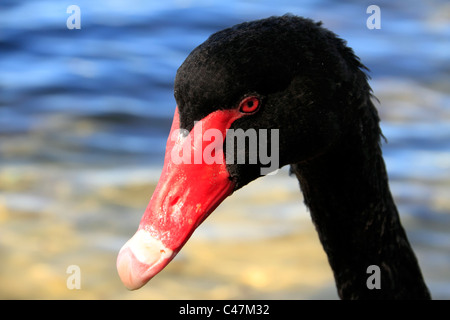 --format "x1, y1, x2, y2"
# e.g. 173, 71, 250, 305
291, 135, 430, 299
